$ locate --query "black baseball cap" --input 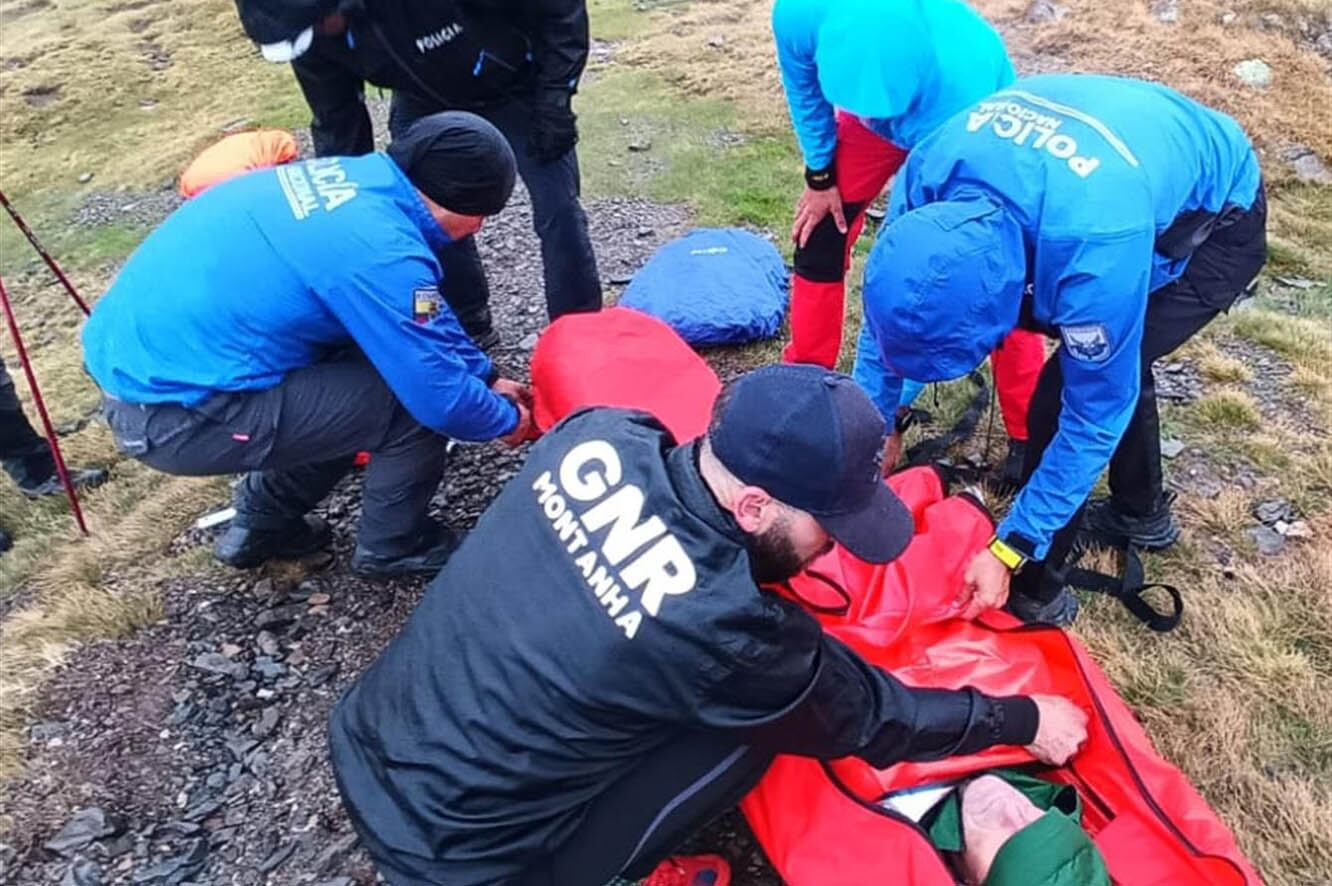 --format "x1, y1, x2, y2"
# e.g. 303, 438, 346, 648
709, 364, 915, 564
